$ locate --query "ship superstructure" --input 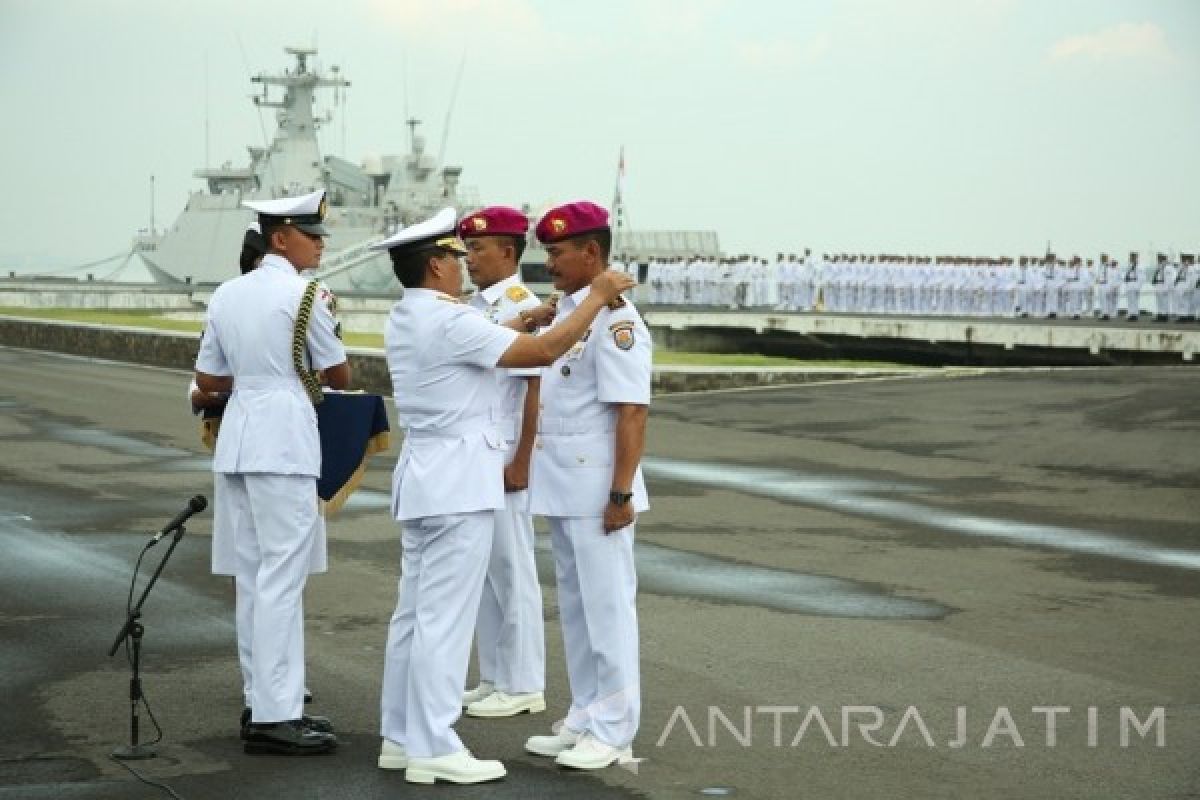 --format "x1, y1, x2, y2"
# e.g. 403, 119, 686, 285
131, 46, 476, 291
